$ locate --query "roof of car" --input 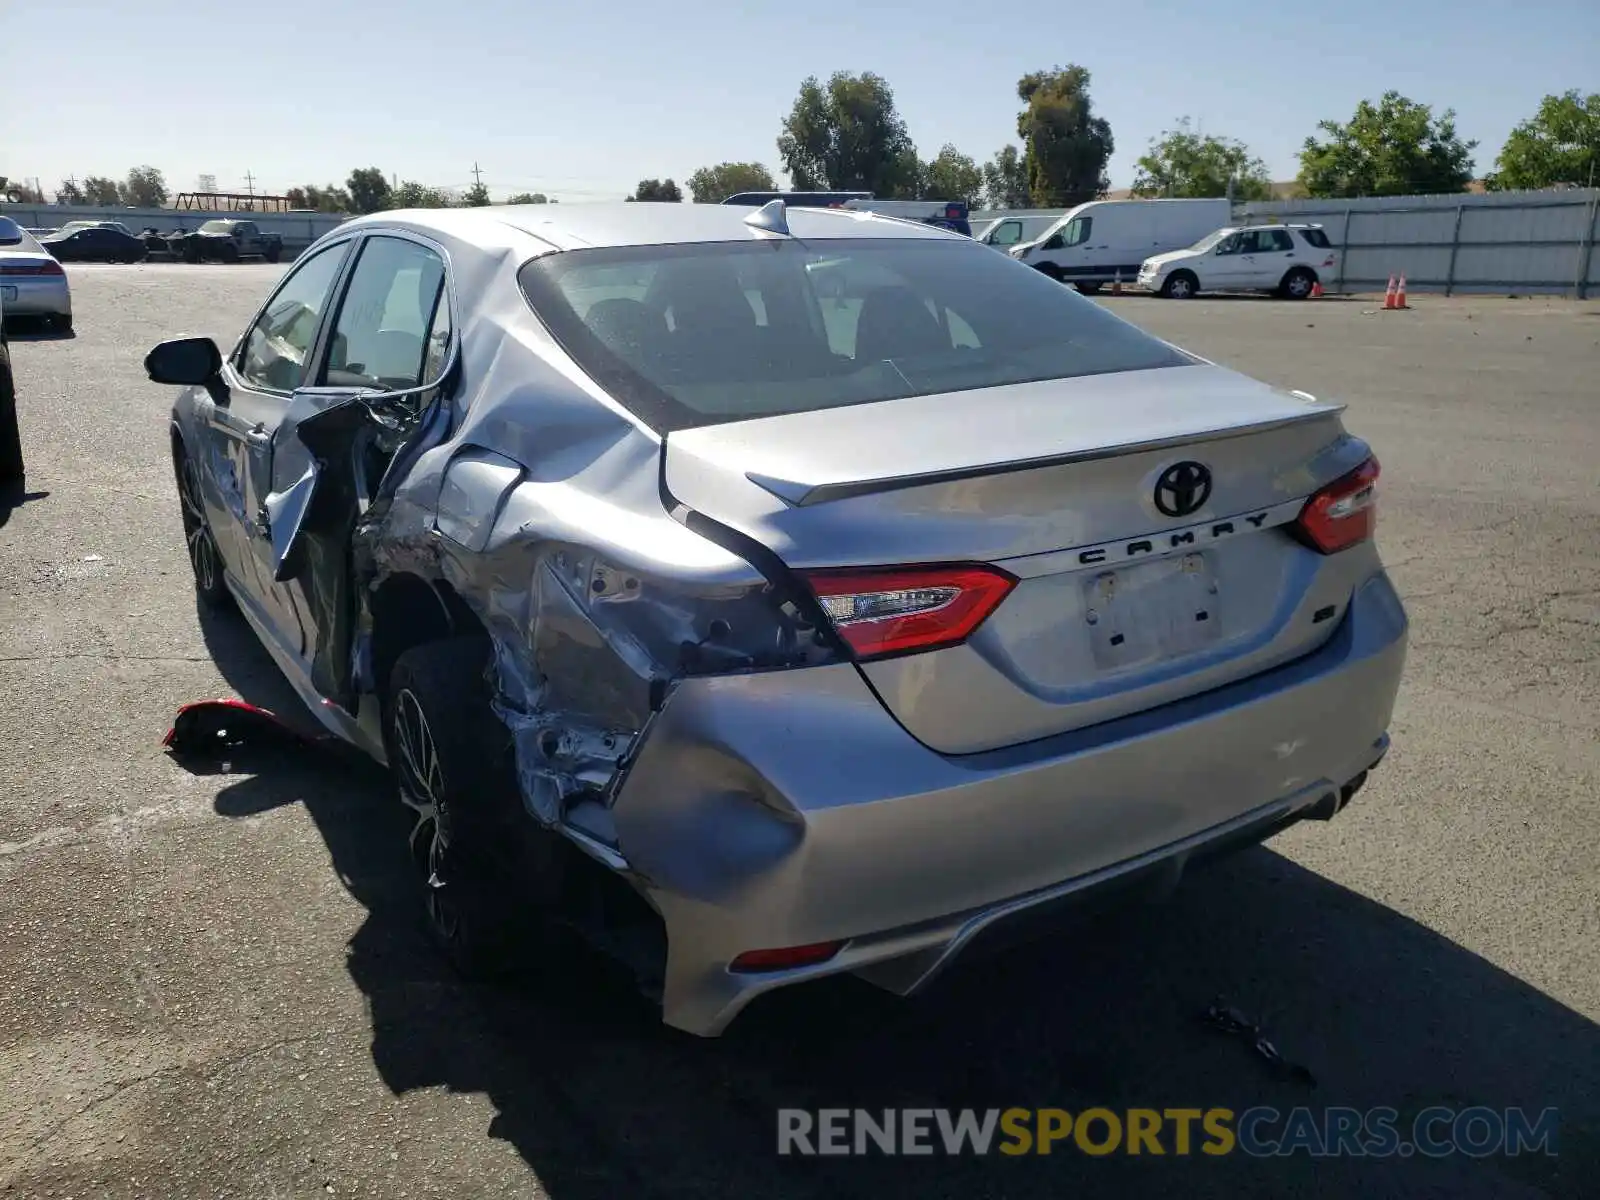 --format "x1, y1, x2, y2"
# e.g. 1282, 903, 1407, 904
340, 201, 964, 253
